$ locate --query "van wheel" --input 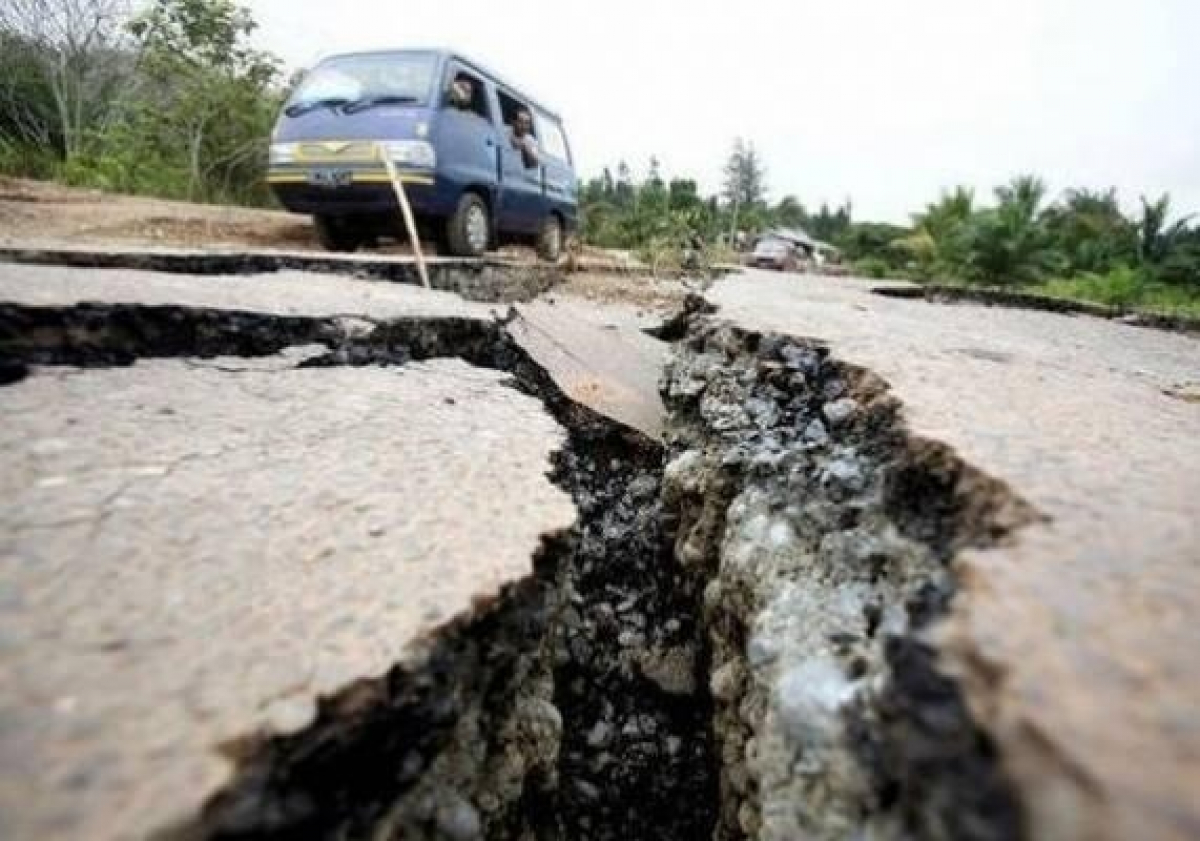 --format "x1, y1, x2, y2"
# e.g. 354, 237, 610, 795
314, 216, 360, 253
446, 194, 489, 258
537, 215, 563, 262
